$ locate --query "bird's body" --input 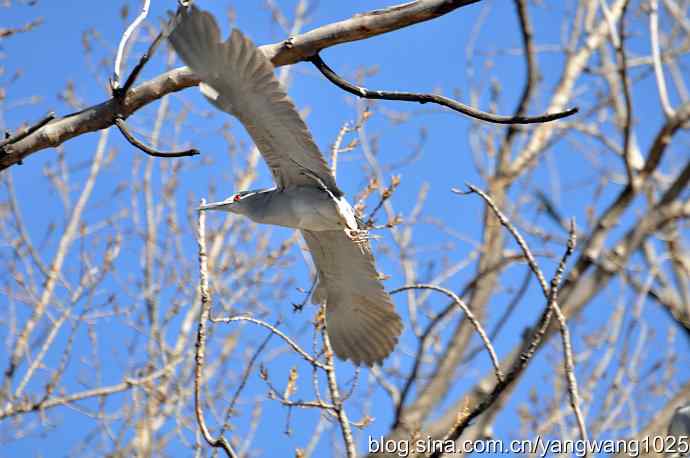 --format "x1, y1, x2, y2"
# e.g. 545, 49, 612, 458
200, 186, 358, 233
168, 6, 402, 366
